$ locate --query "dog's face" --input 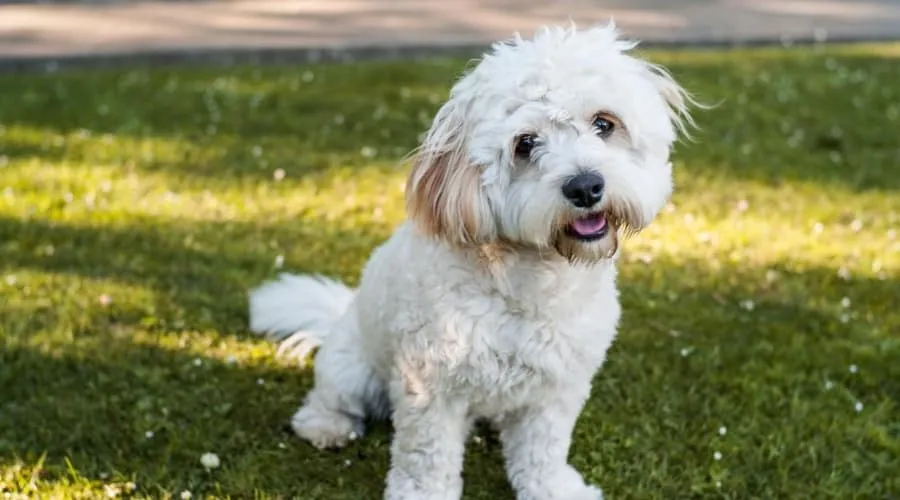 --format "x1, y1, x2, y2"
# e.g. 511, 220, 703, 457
407, 23, 694, 263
